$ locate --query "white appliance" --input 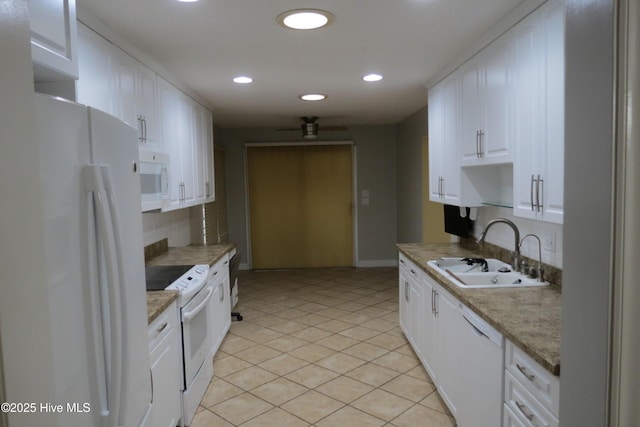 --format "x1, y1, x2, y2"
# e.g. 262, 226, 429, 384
33, 94, 152, 427
456, 306, 504, 427
139, 150, 169, 212
144, 264, 213, 426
